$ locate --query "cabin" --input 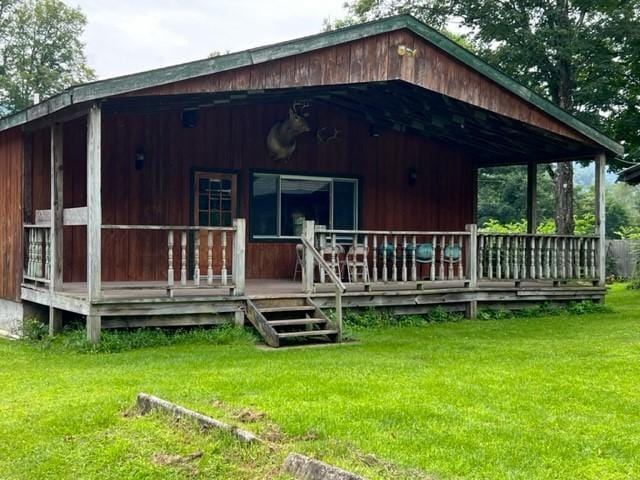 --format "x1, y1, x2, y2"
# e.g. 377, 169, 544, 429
0, 15, 623, 346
